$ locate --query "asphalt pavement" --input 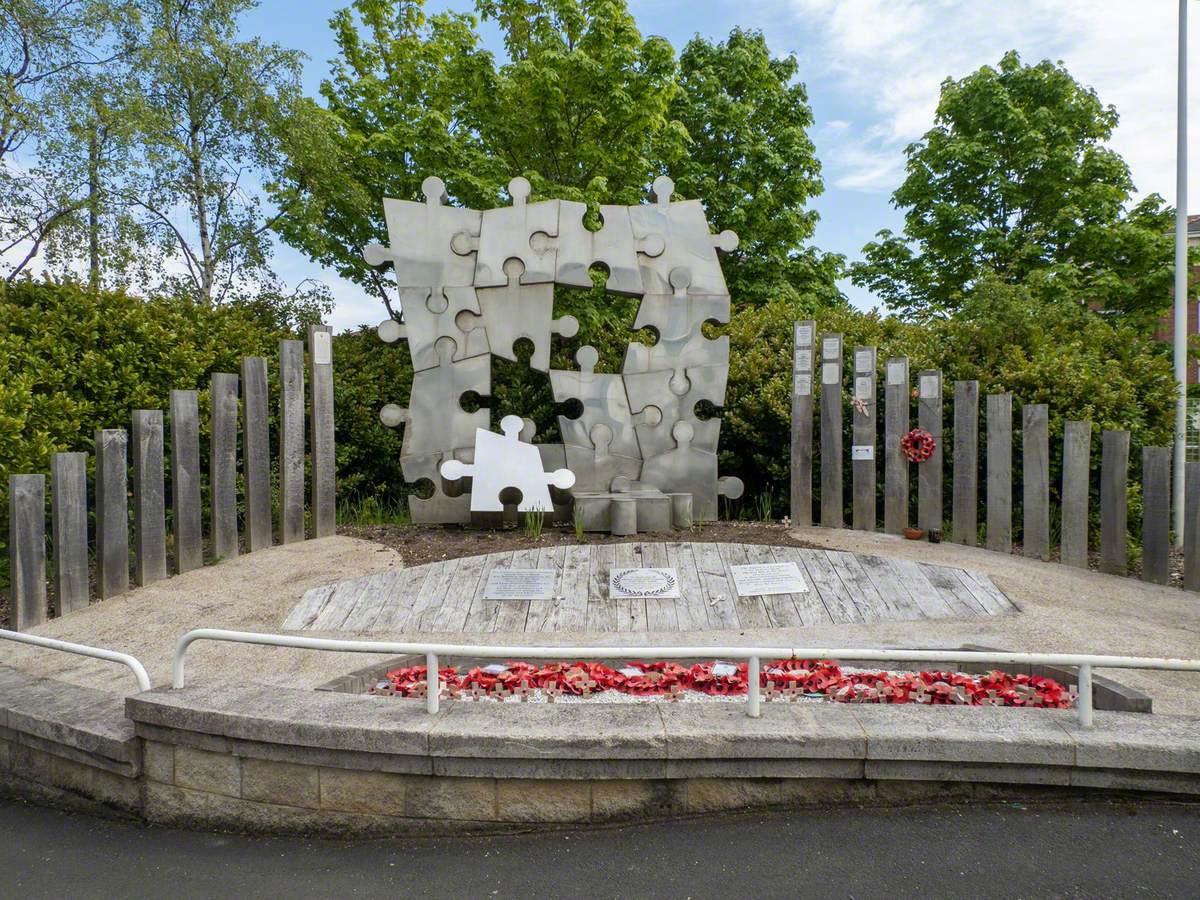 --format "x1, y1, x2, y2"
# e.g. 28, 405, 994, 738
1, 796, 1197, 899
